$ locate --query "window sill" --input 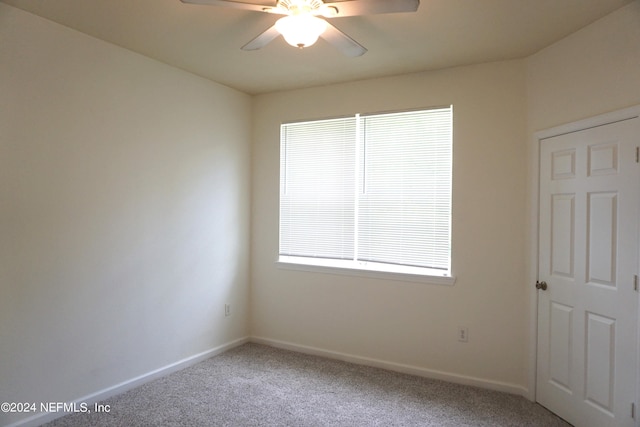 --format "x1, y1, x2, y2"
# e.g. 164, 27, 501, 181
276, 256, 456, 286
